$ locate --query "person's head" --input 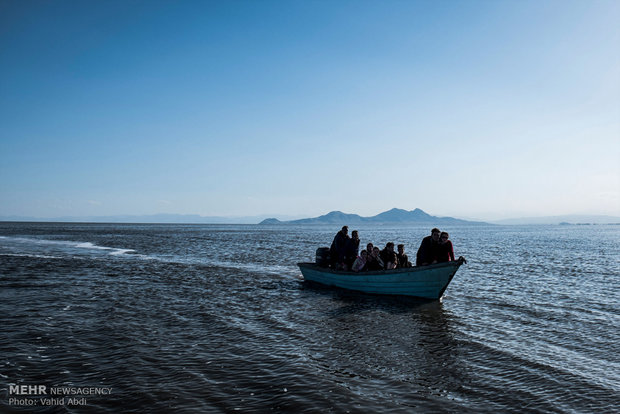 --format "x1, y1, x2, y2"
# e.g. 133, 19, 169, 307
360, 250, 368, 258
352, 230, 358, 239
385, 242, 394, 251
440, 232, 449, 243
372, 247, 380, 256
341, 226, 348, 234
366, 243, 373, 252
431, 228, 441, 241
397, 244, 405, 253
